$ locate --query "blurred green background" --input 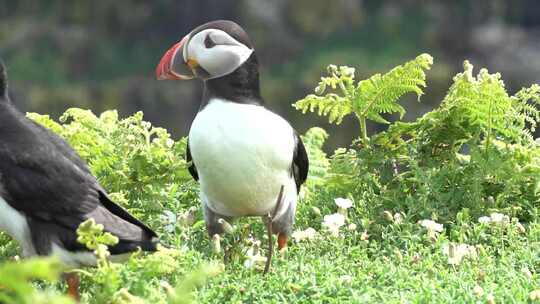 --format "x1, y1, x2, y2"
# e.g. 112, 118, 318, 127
1, 0, 539, 150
